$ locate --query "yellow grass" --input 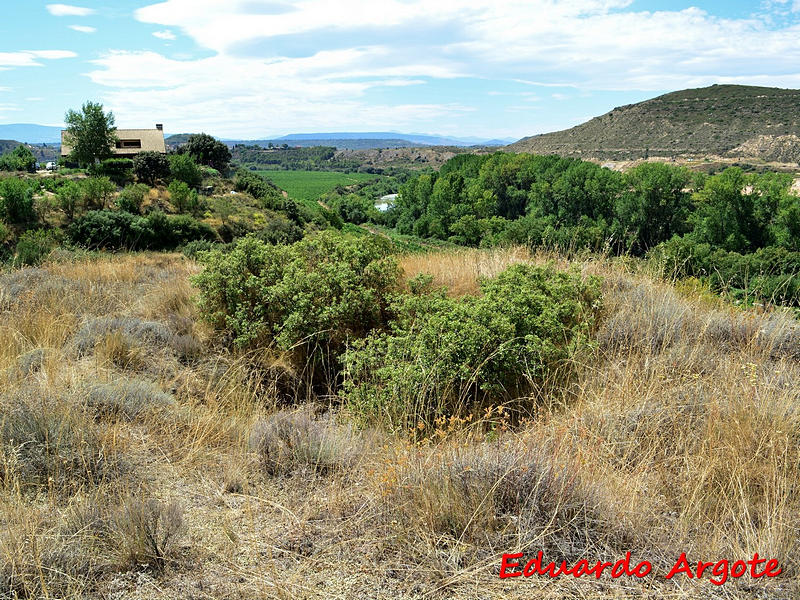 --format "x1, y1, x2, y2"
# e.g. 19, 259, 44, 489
0, 248, 797, 598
